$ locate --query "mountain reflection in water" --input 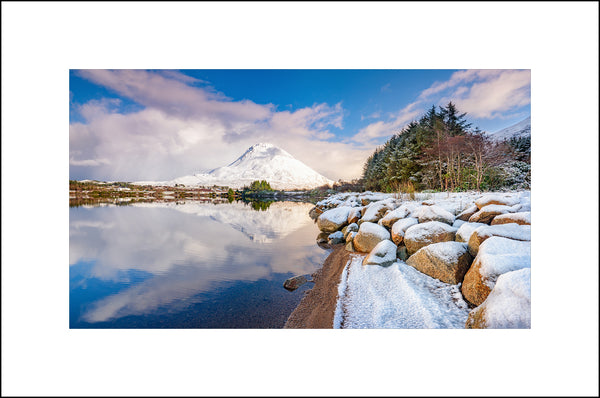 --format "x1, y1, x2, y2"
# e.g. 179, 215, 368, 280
69, 200, 327, 328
